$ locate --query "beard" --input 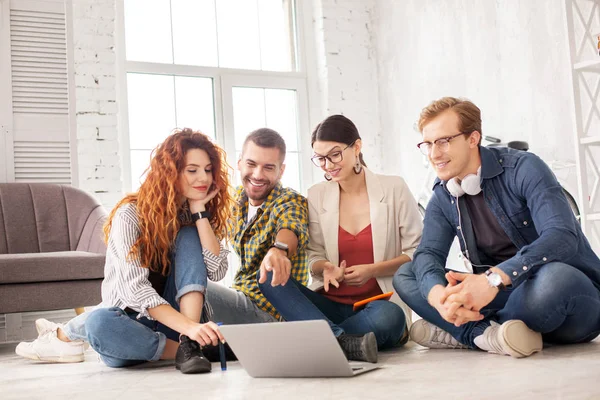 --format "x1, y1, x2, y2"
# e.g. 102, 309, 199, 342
242, 175, 276, 203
